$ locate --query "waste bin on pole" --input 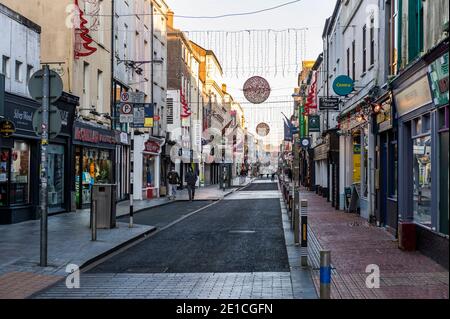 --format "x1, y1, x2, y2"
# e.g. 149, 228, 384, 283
90, 184, 117, 229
